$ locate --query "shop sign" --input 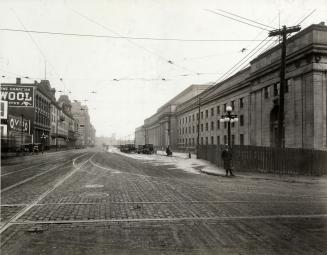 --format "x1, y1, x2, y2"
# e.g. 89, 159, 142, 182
0, 85, 34, 107
8, 115, 30, 134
